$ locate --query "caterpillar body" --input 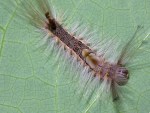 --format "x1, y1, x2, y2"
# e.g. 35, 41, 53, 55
16, 0, 150, 104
